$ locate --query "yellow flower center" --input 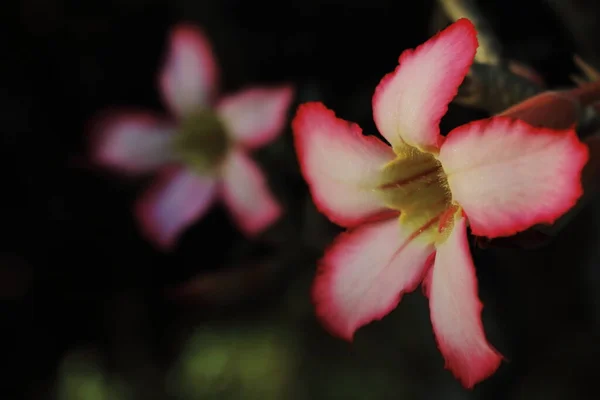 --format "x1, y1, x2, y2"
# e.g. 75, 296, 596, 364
173, 109, 230, 174
374, 144, 455, 243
